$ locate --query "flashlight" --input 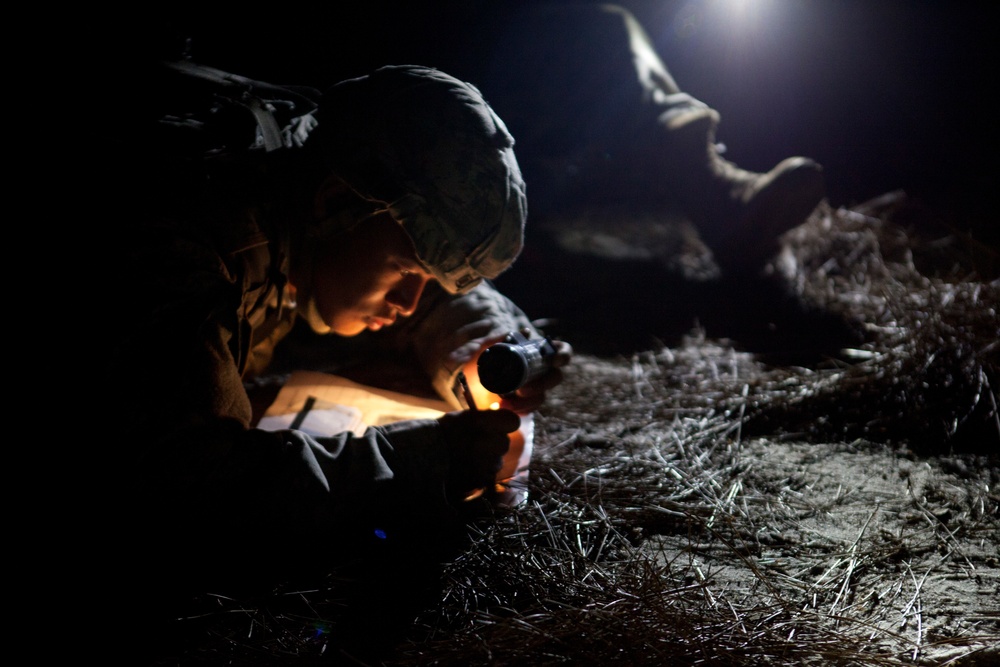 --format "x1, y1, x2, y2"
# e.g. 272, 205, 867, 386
477, 331, 557, 396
